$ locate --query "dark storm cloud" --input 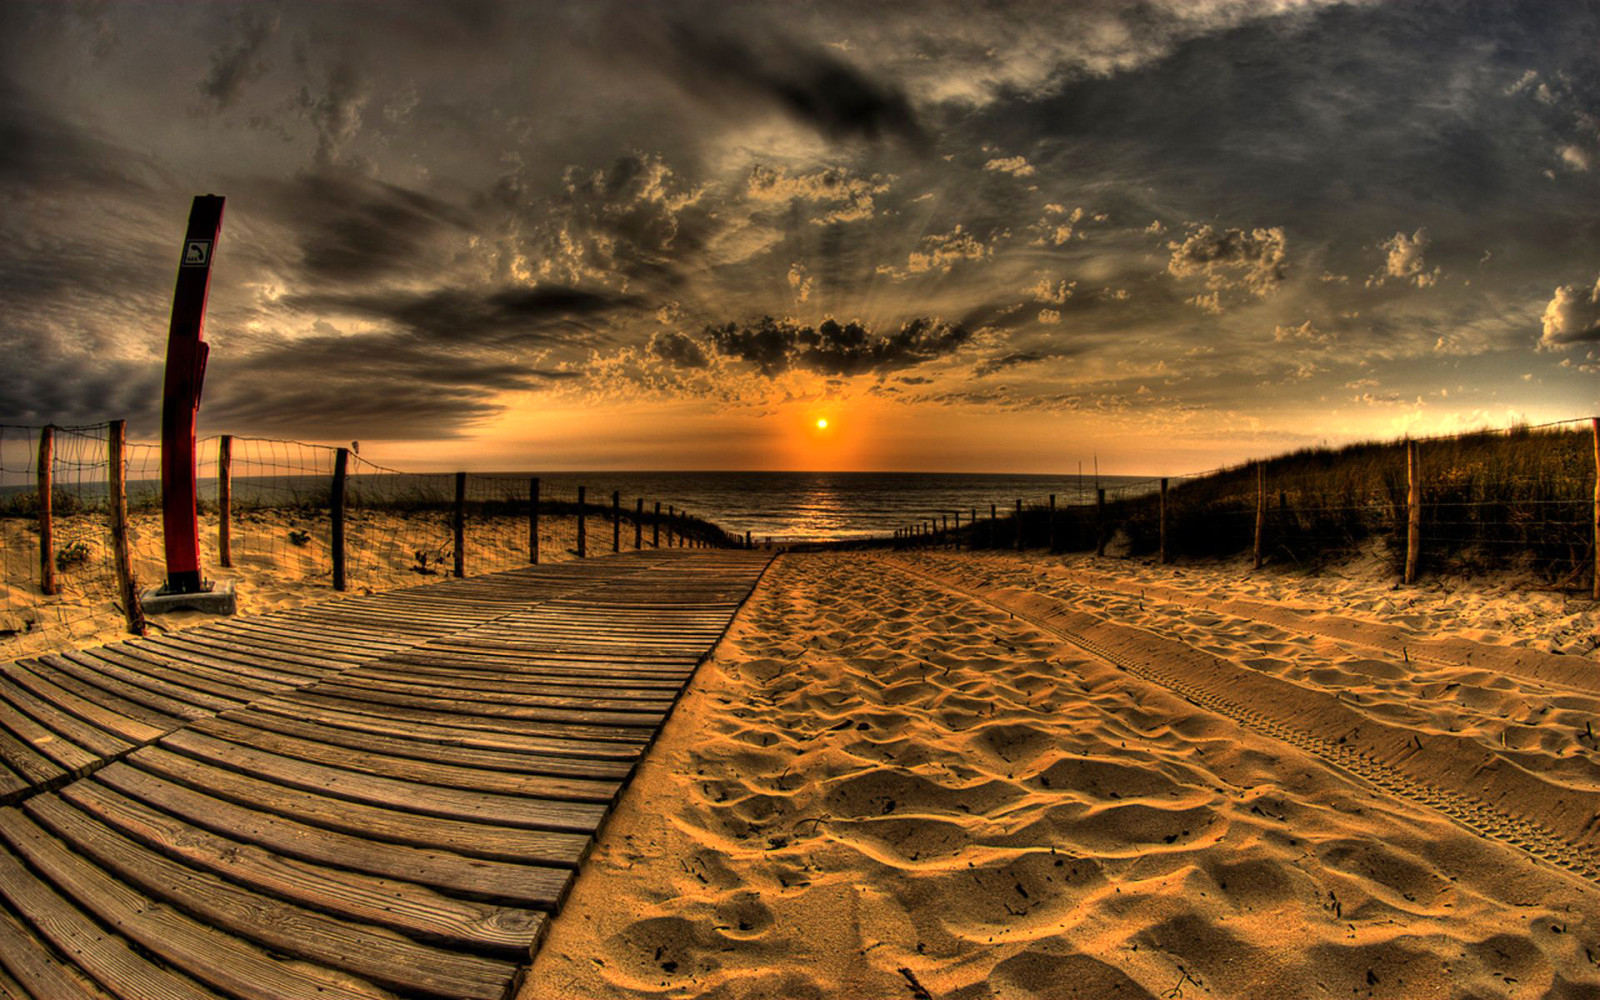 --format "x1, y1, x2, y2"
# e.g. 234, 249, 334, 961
286, 284, 633, 346
206, 330, 581, 438
650, 330, 709, 368
199, 8, 279, 108
275, 172, 472, 283
0, 330, 163, 427
632, 13, 926, 146
697, 316, 969, 376
0, 76, 166, 193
